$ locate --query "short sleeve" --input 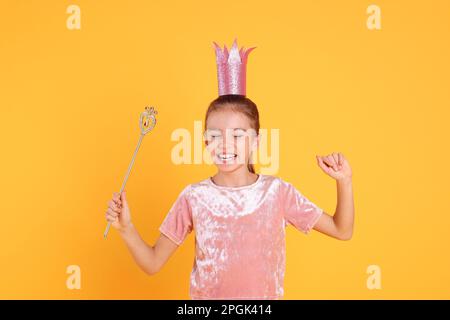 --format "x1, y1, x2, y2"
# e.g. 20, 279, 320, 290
159, 185, 193, 245
279, 179, 323, 235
